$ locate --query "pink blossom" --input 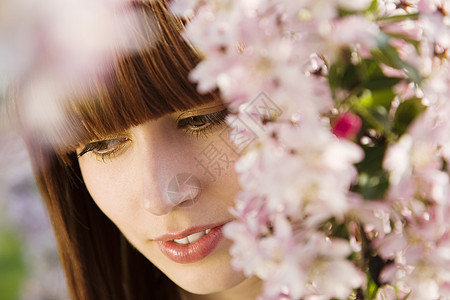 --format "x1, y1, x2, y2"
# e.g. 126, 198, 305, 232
375, 285, 399, 300
383, 105, 449, 206
350, 200, 394, 238
380, 20, 423, 41
325, 16, 380, 50
373, 232, 408, 259
260, 232, 364, 299
418, 0, 437, 13
303, 234, 364, 298
224, 219, 273, 277
378, 0, 420, 16
309, 260, 364, 298
418, 0, 450, 14
381, 63, 407, 78
393, 80, 417, 100
374, 200, 450, 300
